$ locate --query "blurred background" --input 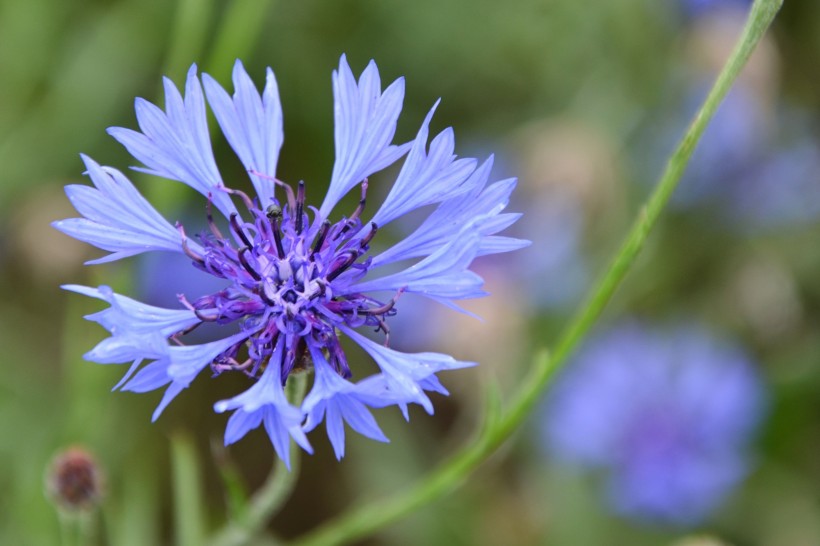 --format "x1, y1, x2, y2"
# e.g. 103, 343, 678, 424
1, 0, 819, 544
